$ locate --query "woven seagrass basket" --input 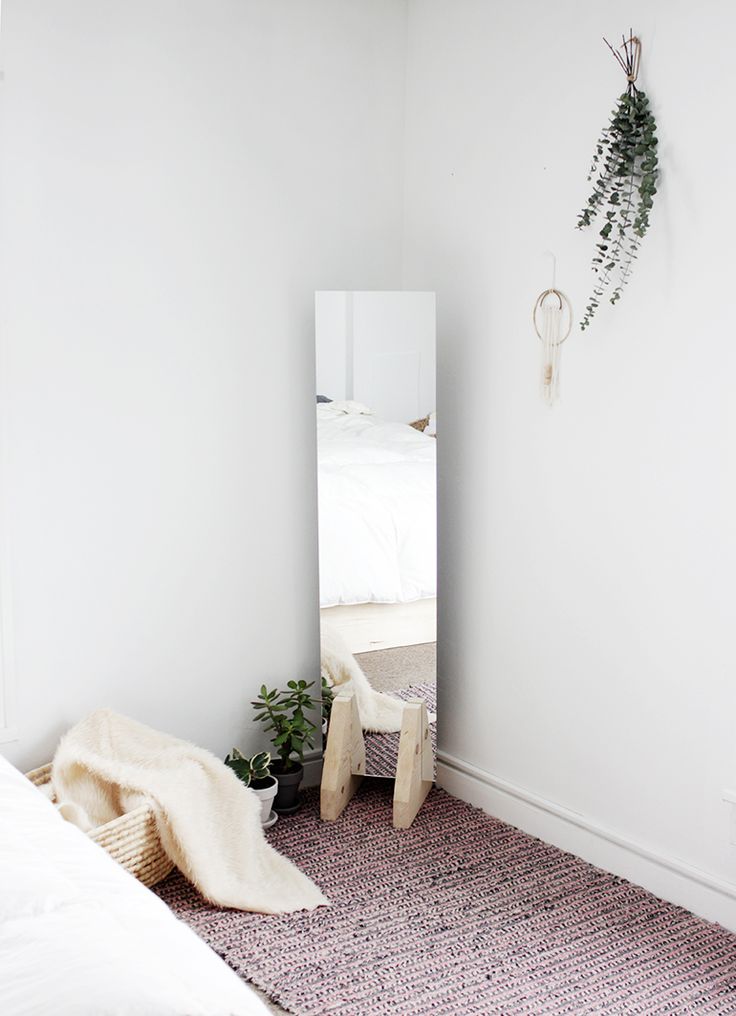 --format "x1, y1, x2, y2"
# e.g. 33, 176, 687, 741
25, 763, 174, 888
